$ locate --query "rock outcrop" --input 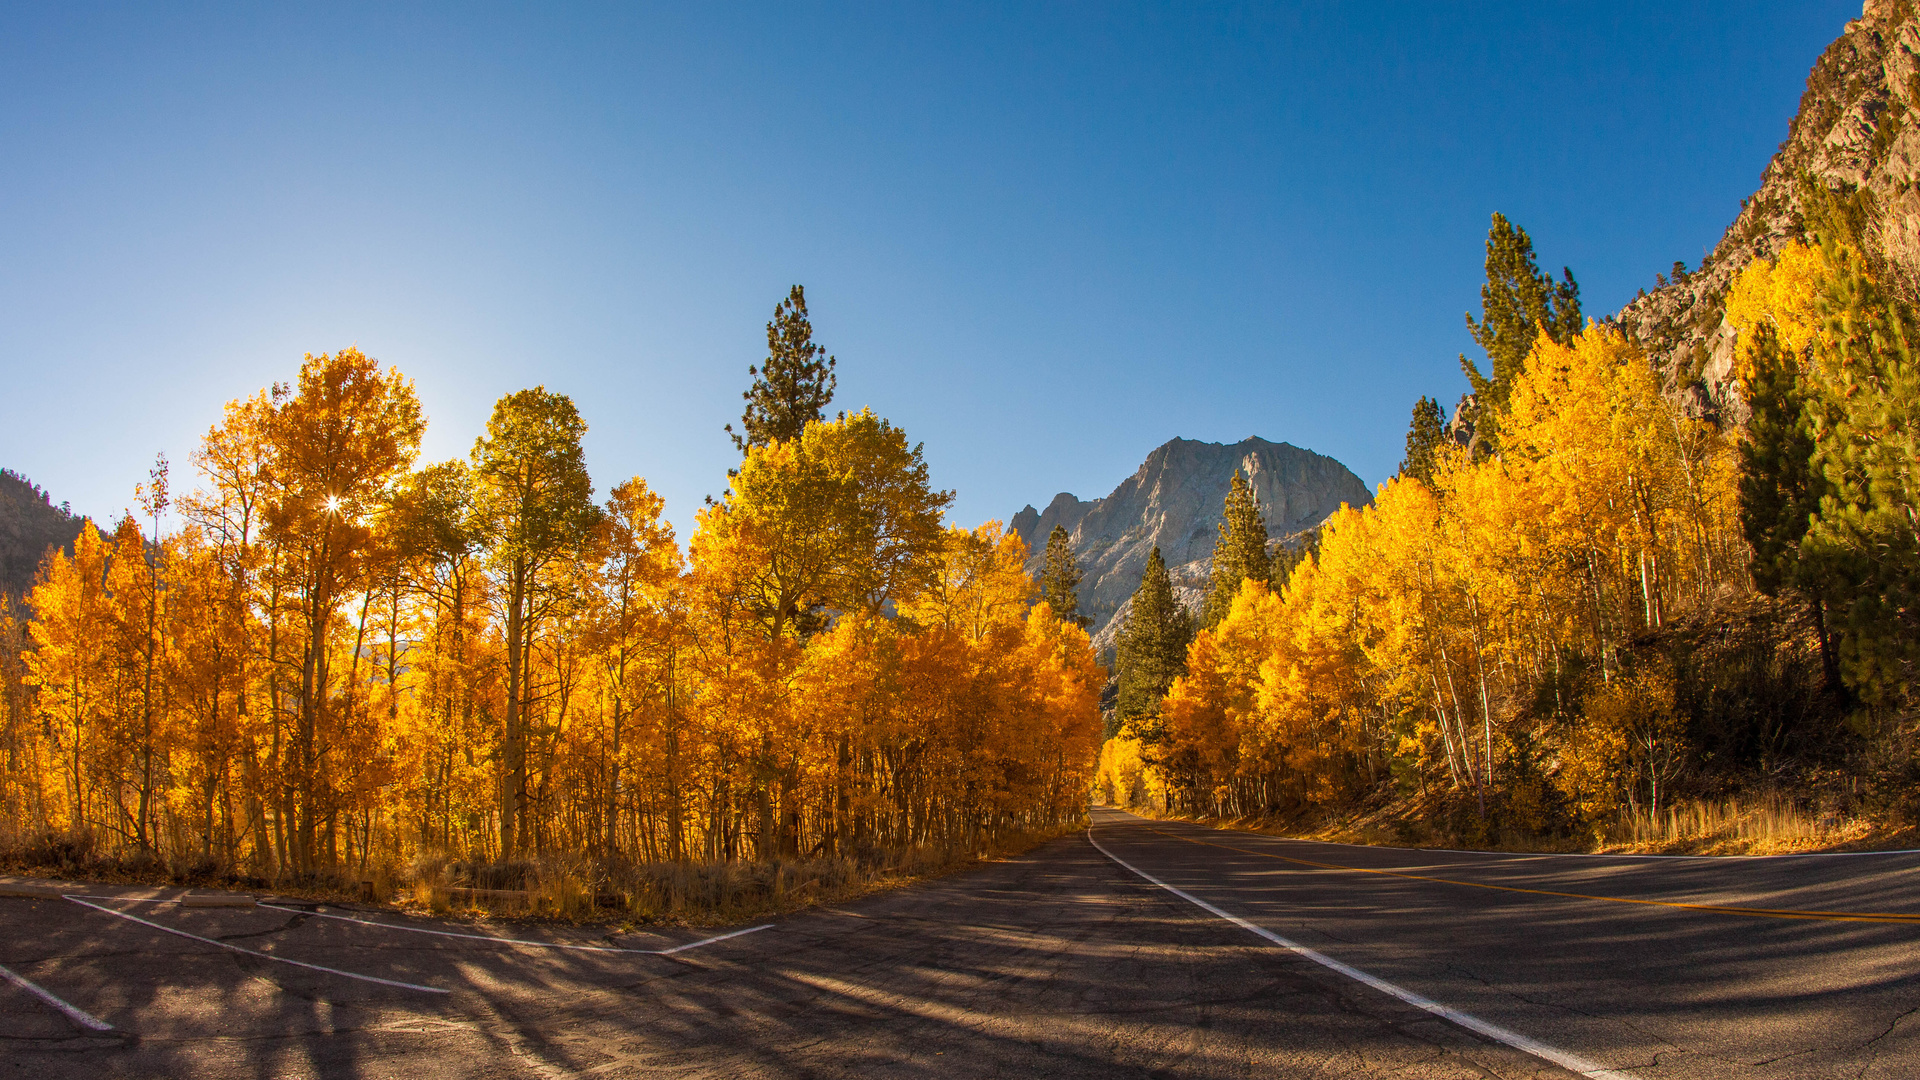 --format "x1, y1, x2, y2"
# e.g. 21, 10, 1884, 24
1009, 437, 1370, 654
1610, 1, 1920, 423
